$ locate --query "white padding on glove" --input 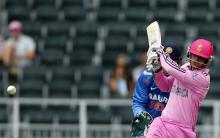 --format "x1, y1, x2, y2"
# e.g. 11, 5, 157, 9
146, 51, 158, 70
147, 44, 163, 56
